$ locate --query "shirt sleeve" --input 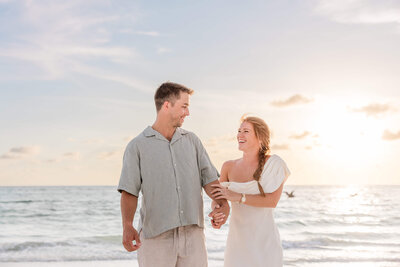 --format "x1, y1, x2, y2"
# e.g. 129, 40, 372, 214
260, 155, 290, 193
193, 134, 219, 187
117, 141, 141, 196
